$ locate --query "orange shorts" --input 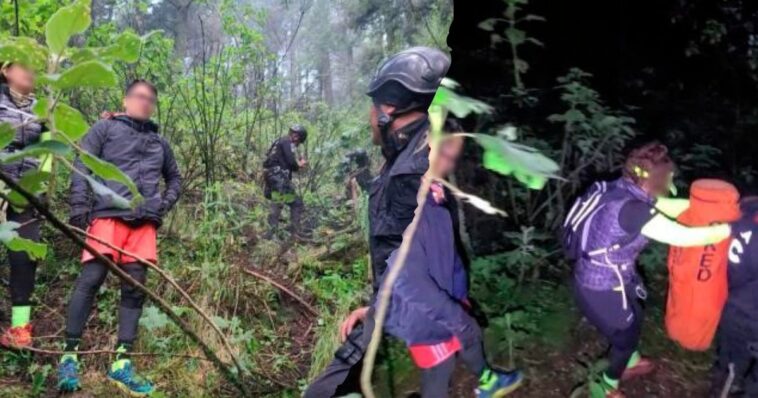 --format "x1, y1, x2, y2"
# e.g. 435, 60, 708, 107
82, 218, 158, 264
407, 336, 462, 369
